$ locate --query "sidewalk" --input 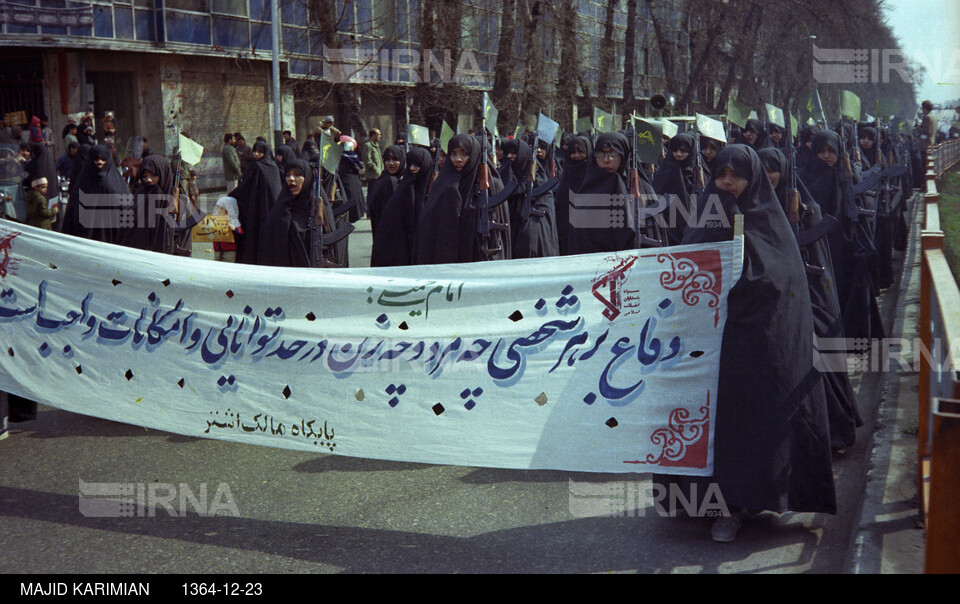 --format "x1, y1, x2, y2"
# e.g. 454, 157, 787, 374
847, 192, 926, 573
